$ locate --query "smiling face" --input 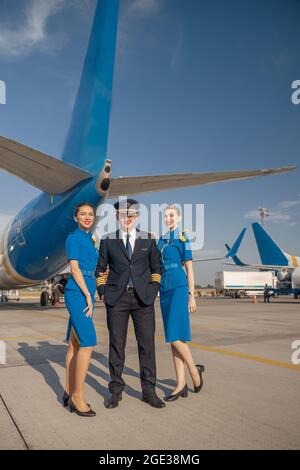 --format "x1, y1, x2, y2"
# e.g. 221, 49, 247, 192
75, 205, 95, 231
164, 207, 181, 231
117, 210, 138, 232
